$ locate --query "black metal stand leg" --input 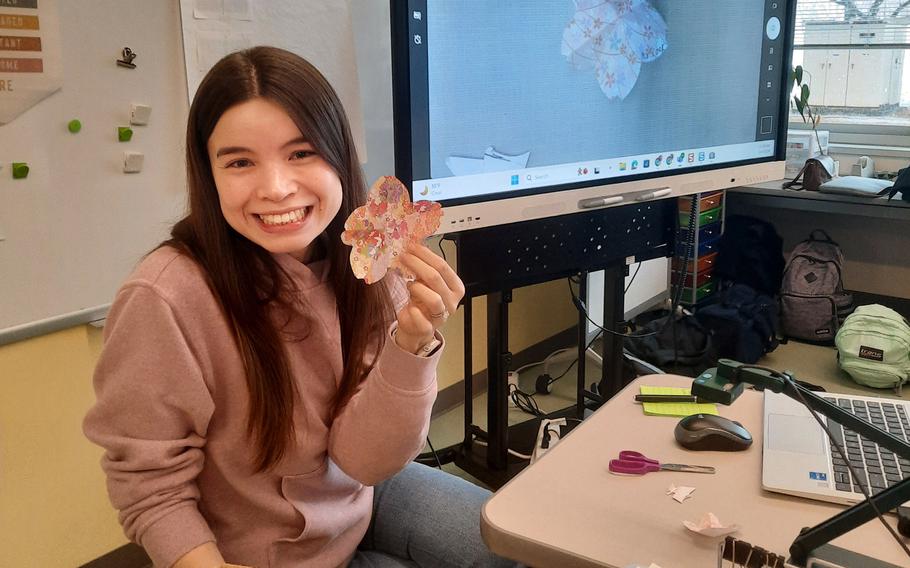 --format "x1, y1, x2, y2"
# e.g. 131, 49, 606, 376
486, 290, 512, 470
790, 480, 910, 564
599, 264, 626, 398
577, 272, 588, 419
463, 296, 473, 452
